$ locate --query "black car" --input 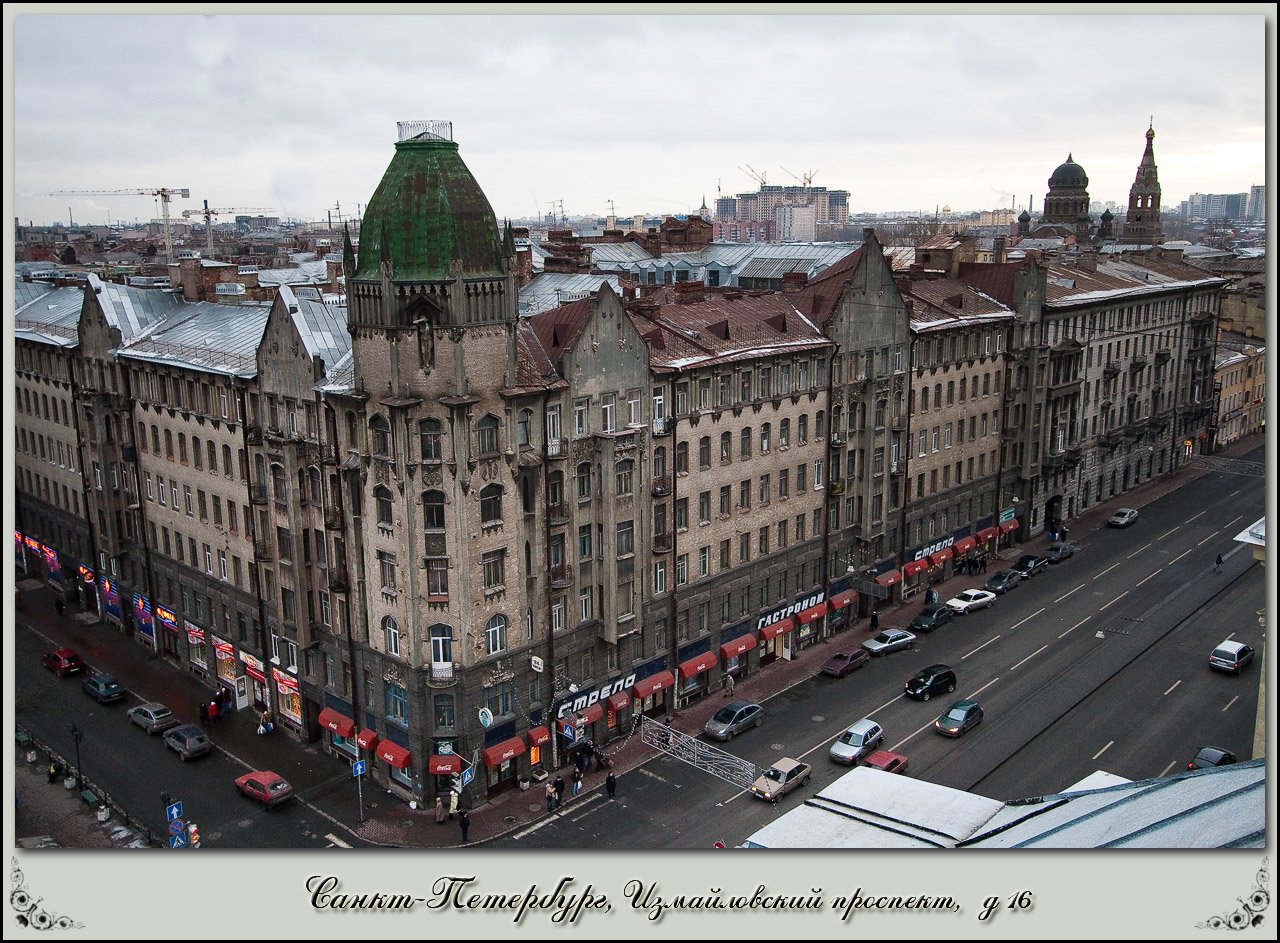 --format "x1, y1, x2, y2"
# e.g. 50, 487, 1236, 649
82, 673, 127, 704
904, 664, 957, 702
1187, 747, 1237, 770
1045, 543, 1075, 563
909, 603, 954, 633
1012, 554, 1048, 578
984, 570, 1021, 594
